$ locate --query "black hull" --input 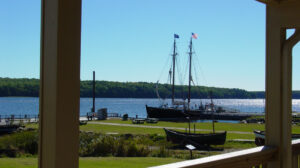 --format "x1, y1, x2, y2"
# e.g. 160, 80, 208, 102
254, 130, 300, 146
146, 105, 251, 121
164, 128, 226, 146
146, 105, 188, 119
0, 125, 23, 135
